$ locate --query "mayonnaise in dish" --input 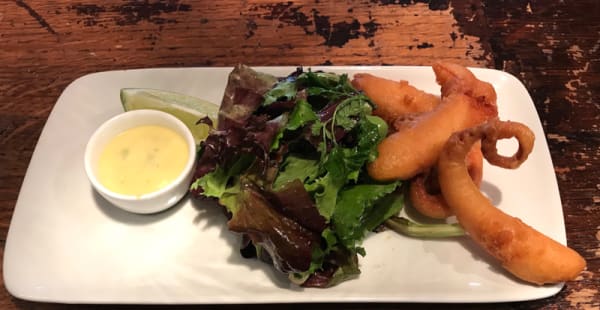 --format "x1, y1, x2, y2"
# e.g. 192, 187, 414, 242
97, 125, 189, 197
